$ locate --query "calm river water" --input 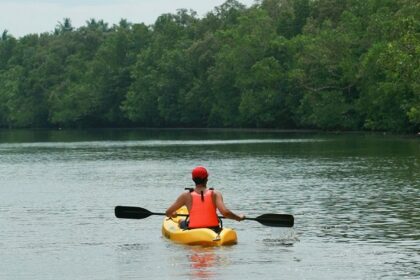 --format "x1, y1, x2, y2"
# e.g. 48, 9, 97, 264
0, 129, 419, 279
